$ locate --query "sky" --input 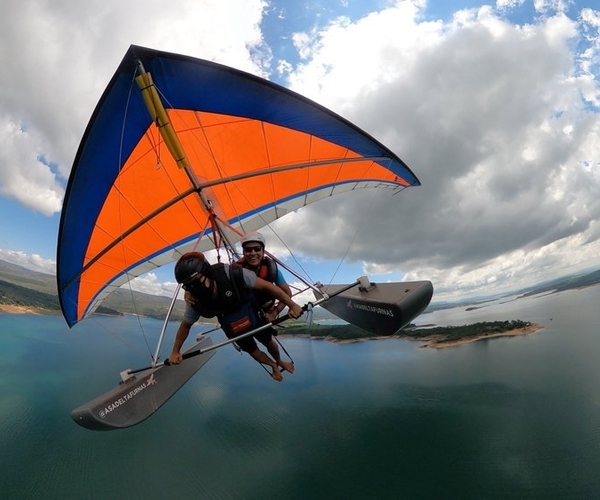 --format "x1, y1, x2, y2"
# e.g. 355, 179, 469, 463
1, 0, 600, 304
